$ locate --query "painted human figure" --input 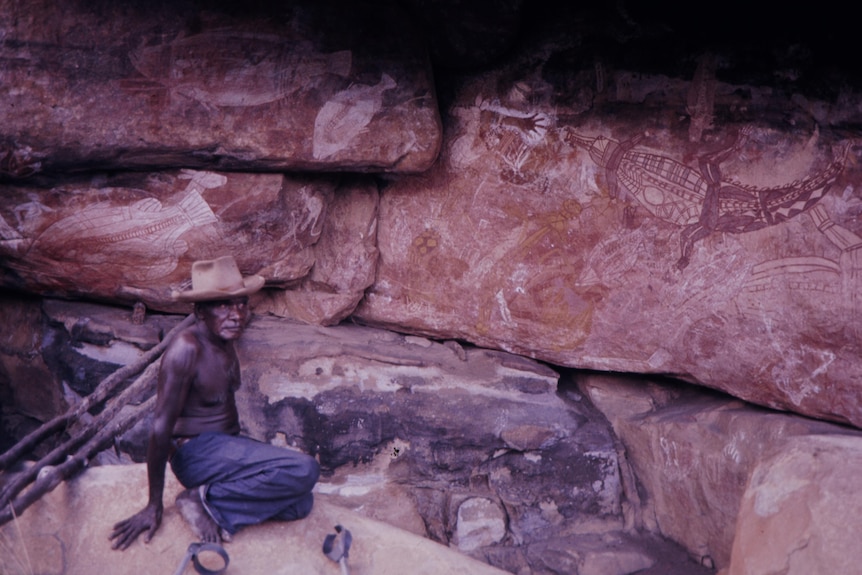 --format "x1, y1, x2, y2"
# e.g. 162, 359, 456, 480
110, 256, 319, 549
